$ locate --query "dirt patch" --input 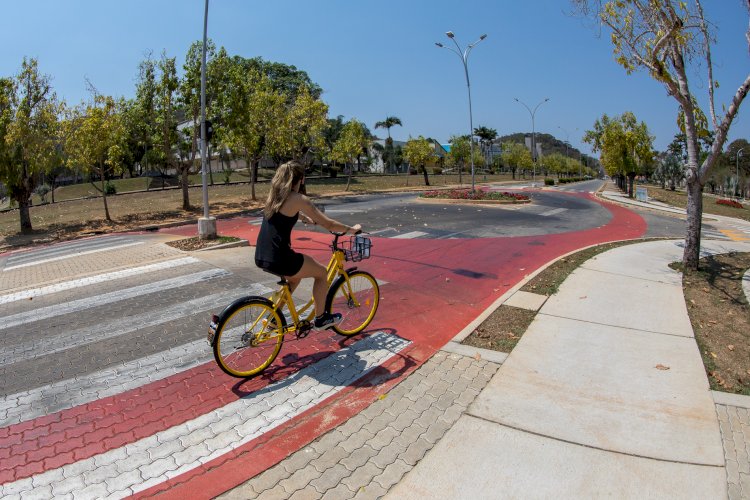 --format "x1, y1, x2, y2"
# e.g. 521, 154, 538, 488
679, 252, 750, 395
165, 236, 243, 251
461, 305, 536, 352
